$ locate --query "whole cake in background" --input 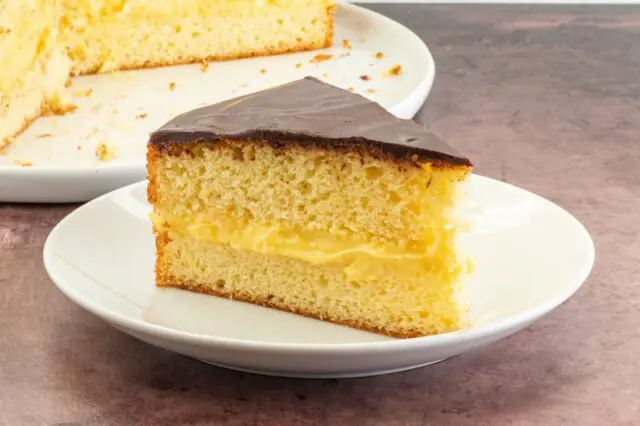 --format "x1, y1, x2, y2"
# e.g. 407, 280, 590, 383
147, 77, 473, 338
0, 0, 335, 147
